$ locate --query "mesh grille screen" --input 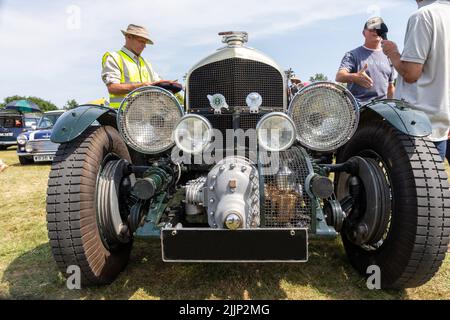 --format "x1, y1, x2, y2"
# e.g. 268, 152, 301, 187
188, 58, 284, 112
259, 146, 313, 229
289, 83, 359, 152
